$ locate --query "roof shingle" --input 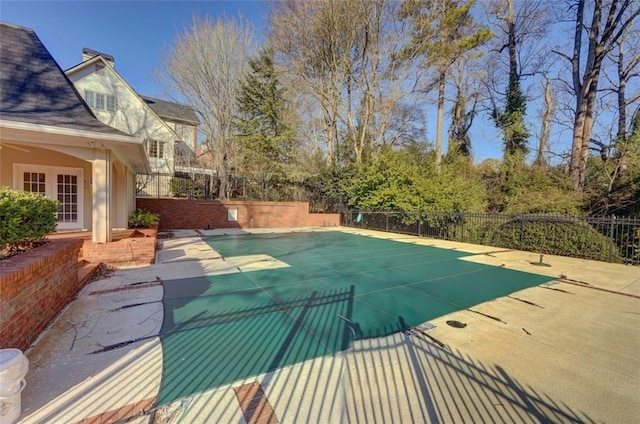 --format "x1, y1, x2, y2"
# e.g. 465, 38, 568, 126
0, 21, 129, 136
140, 95, 199, 124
